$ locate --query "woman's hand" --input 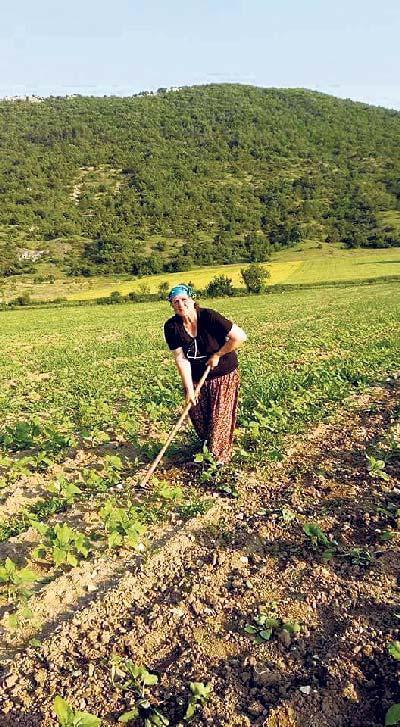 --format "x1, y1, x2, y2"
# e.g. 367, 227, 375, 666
207, 353, 220, 369
185, 389, 198, 406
